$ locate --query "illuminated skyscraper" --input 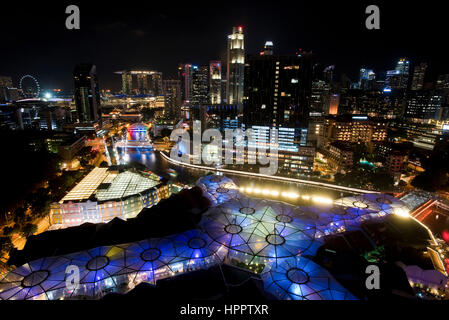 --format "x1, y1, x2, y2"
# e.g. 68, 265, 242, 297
209, 61, 222, 104
359, 68, 375, 90
121, 73, 133, 95
386, 58, 410, 90
243, 45, 313, 129
73, 63, 101, 124
115, 70, 163, 96
226, 26, 245, 105
191, 65, 209, 106
149, 72, 163, 96
137, 73, 149, 94
163, 79, 182, 119
178, 63, 193, 103
411, 62, 427, 91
